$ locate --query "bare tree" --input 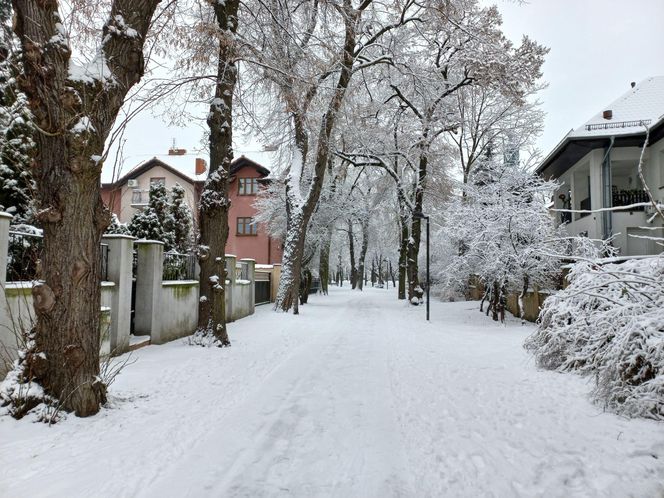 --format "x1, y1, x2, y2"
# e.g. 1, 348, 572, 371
5, 0, 164, 417
192, 0, 240, 346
